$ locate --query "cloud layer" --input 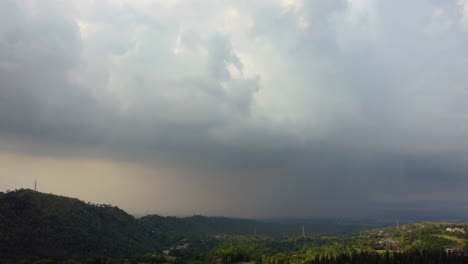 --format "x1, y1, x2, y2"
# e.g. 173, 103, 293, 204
1, 0, 468, 218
